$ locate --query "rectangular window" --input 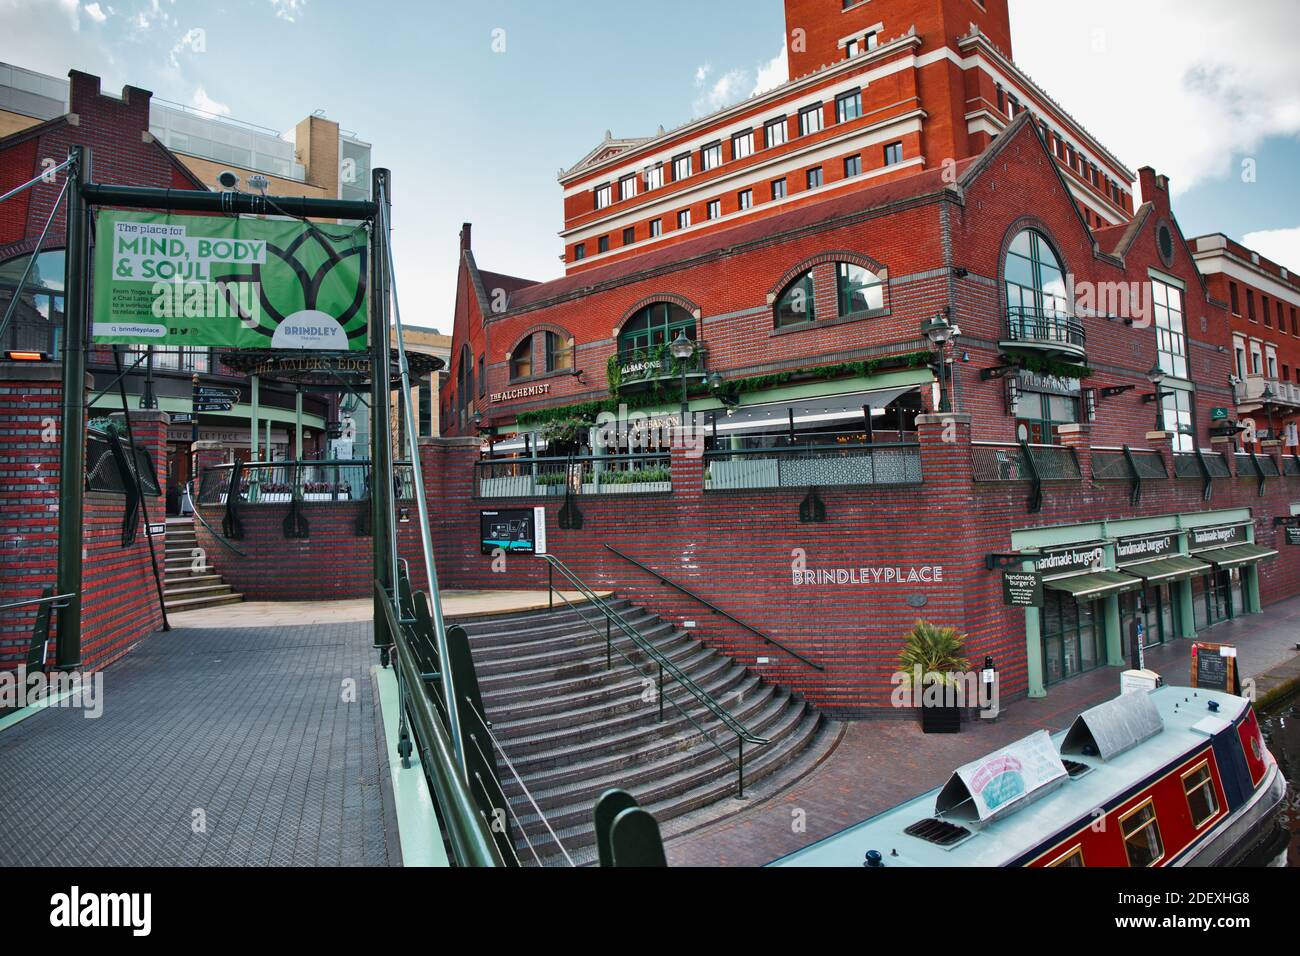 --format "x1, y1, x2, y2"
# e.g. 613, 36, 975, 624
1247, 289, 1256, 321
706, 199, 721, 220
650, 218, 662, 237
765, 116, 787, 148
799, 103, 824, 136
478, 355, 485, 397
806, 167, 823, 189
845, 38, 859, 58
594, 183, 612, 210
1292, 307, 1298, 336
418, 375, 433, 437
677, 209, 691, 230
598, 235, 610, 254
1229, 282, 1240, 315
622, 227, 636, 246
619, 174, 637, 201
701, 141, 722, 171
1263, 294, 1272, 327
573, 243, 586, 261
1047, 847, 1085, 867
1161, 389, 1195, 453
836, 89, 862, 124
844, 155, 862, 178
1251, 342, 1263, 375
866, 31, 878, 50
1182, 762, 1219, 829
884, 142, 903, 166
644, 163, 664, 191
738, 189, 753, 211
771, 178, 787, 200
546, 331, 573, 373
1278, 300, 1285, 332
672, 152, 692, 181
731, 129, 754, 160
1120, 800, 1164, 867
1152, 276, 1188, 379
